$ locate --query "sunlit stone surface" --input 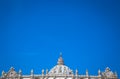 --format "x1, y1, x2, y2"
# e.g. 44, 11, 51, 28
0, 54, 118, 79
